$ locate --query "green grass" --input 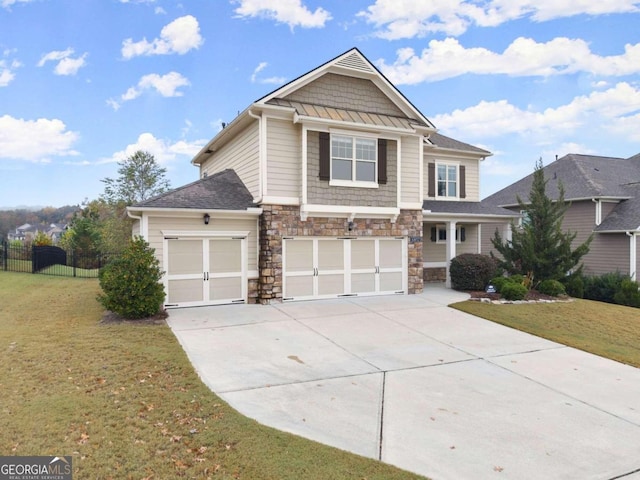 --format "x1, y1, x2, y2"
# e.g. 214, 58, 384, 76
0, 271, 426, 480
452, 299, 640, 368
